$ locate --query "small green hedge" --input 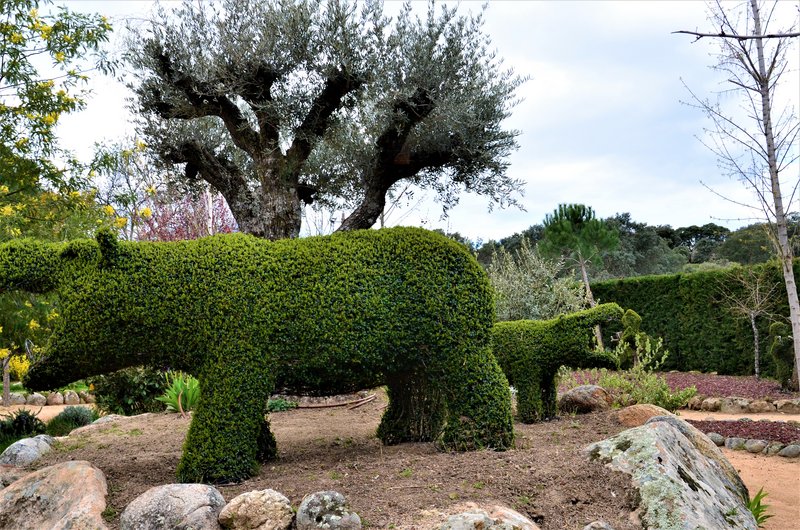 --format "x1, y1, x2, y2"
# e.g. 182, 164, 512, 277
592, 262, 799, 375
5, 227, 513, 483
492, 303, 624, 422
